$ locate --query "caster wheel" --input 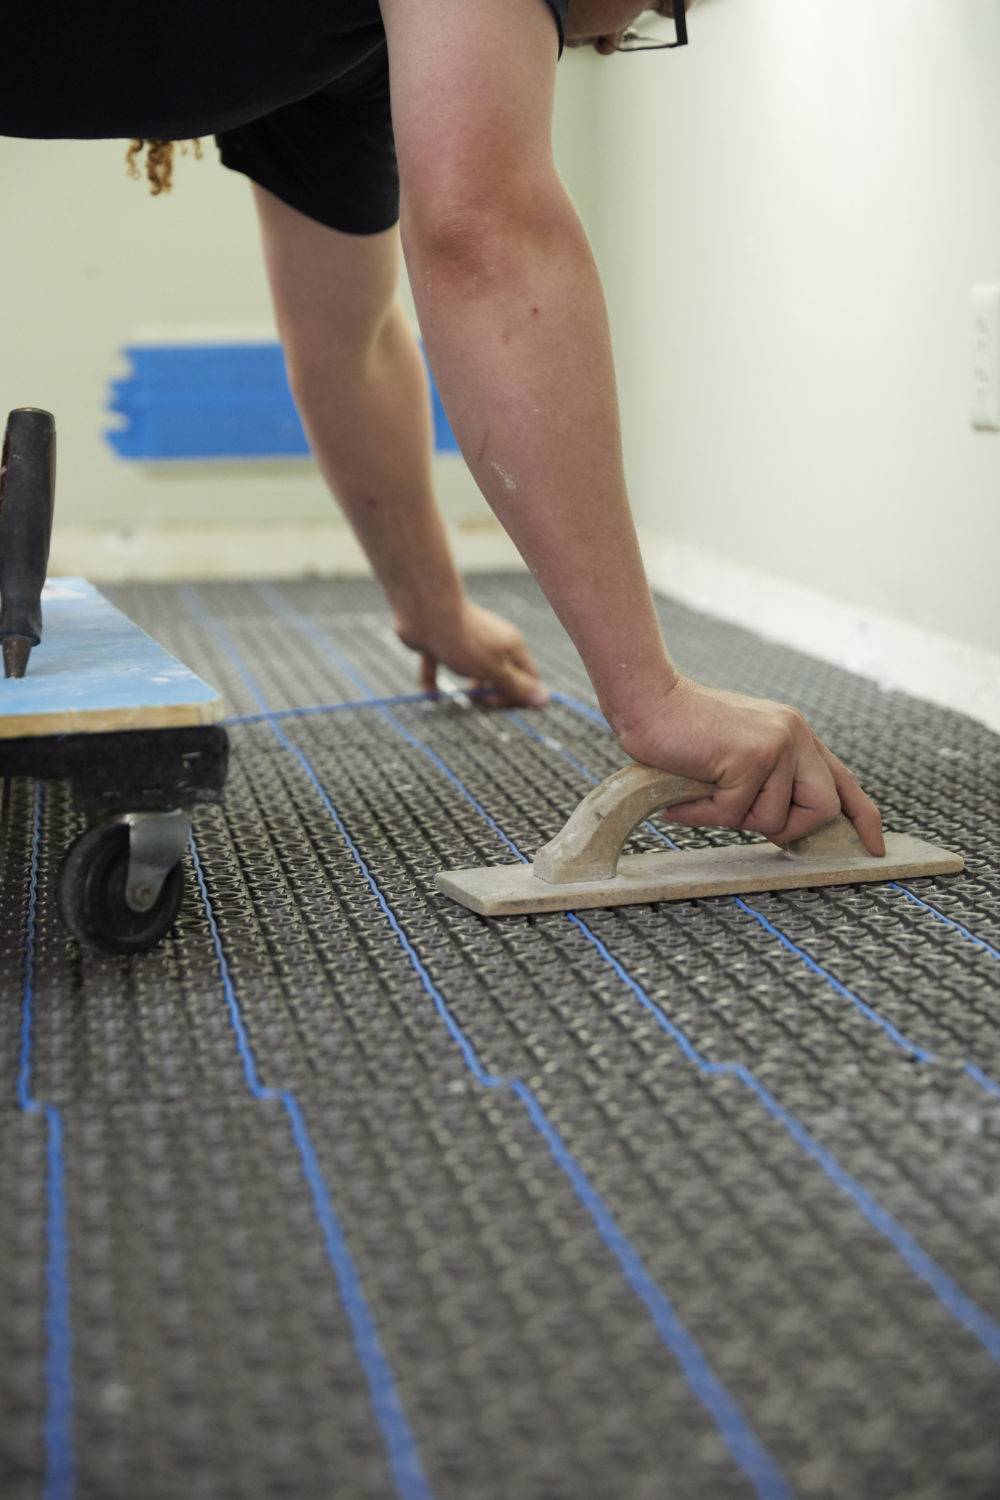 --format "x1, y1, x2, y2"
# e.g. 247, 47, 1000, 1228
58, 822, 184, 955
